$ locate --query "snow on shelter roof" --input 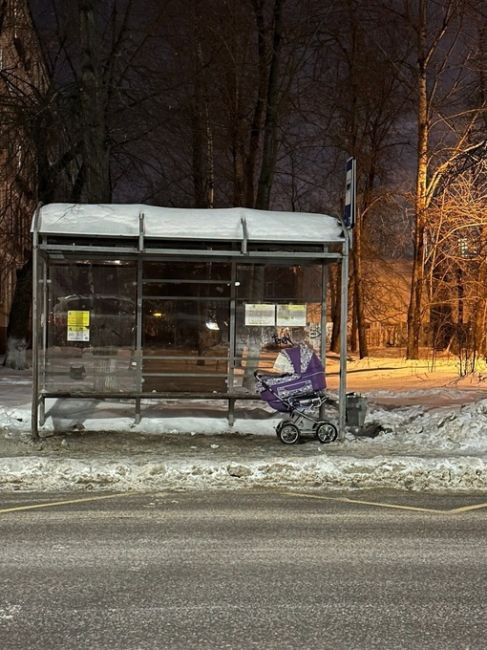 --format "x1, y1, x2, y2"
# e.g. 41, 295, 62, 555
34, 204, 344, 244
